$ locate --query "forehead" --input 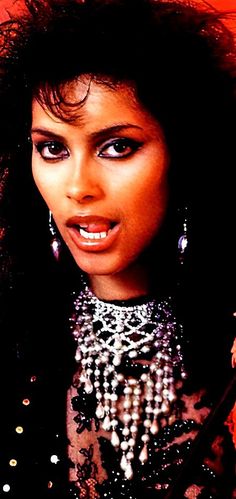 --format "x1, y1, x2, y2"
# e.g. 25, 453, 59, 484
32, 77, 164, 137
33, 77, 137, 120
63, 76, 136, 104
